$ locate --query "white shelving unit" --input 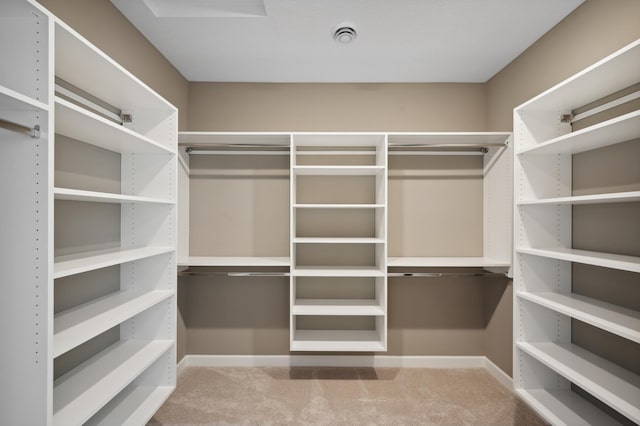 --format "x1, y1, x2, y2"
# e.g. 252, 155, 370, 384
177, 131, 514, 354
291, 133, 388, 351
514, 39, 640, 425
1, 2, 177, 424
178, 256, 291, 268
0, 2, 52, 425
387, 132, 513, 275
